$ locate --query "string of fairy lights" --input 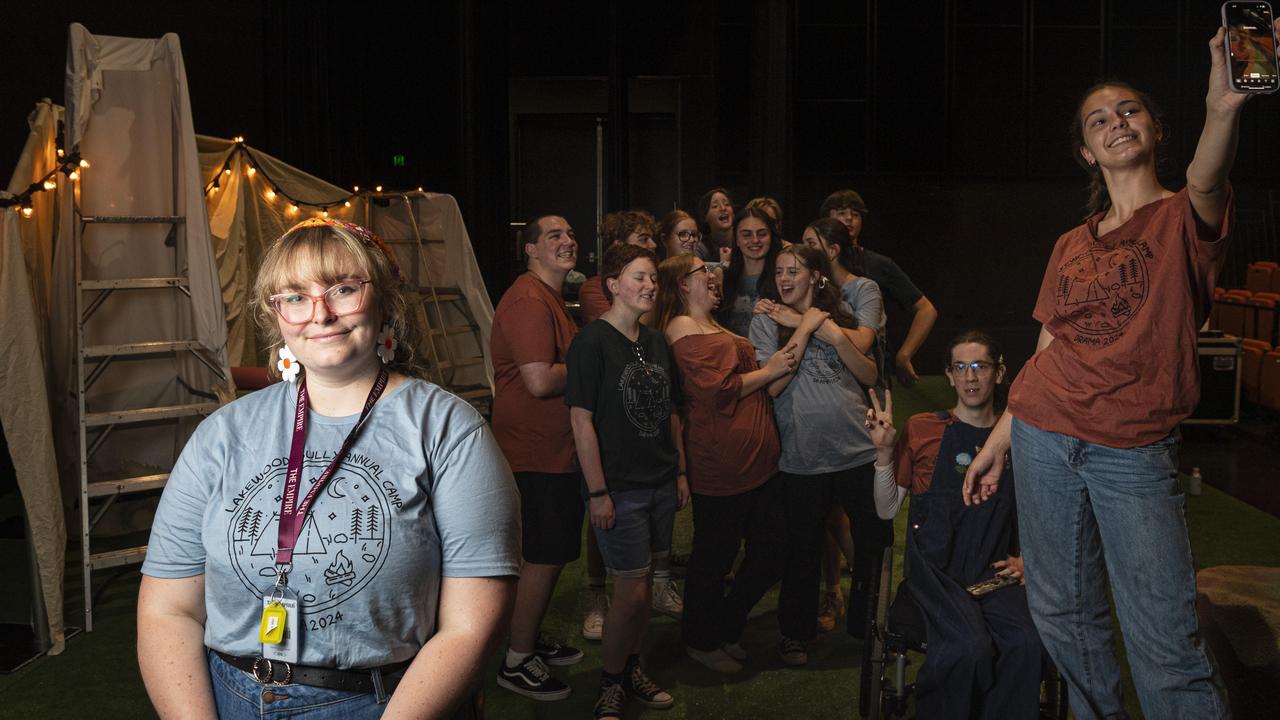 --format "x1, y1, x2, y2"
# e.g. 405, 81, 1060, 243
2, 137, 425, 221
206, 137, 424, 217
0, 147, 89, 218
